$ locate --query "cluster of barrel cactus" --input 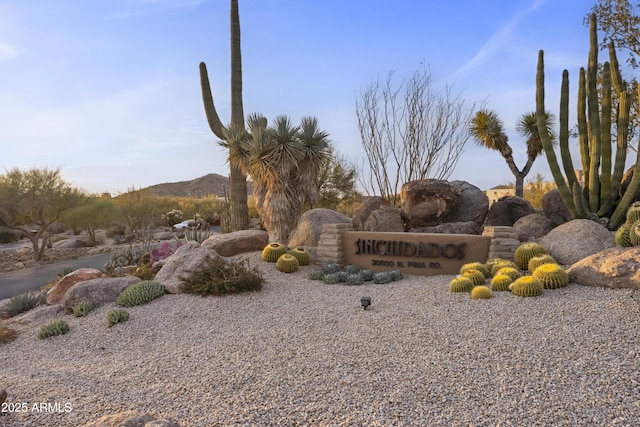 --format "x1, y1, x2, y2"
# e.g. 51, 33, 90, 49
107, 308, 130, 328
261, 243, 312, 273
451, 243, 568, 299
37, 319, 69, 339
308, 262, 400, 286
72, 300, 95, 317
117, 281, 166, 307
614, 202, 640, 247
